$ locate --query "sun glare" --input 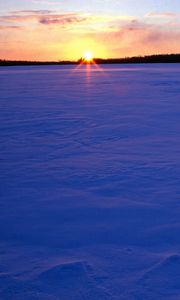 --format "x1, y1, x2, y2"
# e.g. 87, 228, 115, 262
83, 51, 93, 62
